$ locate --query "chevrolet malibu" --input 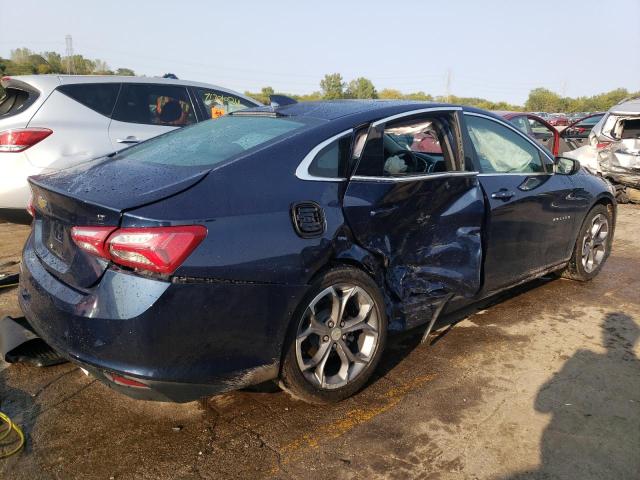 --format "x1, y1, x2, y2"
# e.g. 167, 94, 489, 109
19, 100, 616, 404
